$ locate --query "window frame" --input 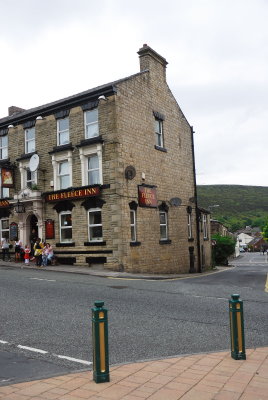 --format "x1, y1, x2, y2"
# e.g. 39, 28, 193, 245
159, 211, 168, 240
0, 218, 9, 240
88, 208, 103, 242
84, 109, 99, 139
87, 153, 100, 185
51, 150, 73, 191
59, 211, 73, 243
58, 160, 70, 190
0, 136, 8, 160
203, 214, 208, 239
130, 209, 137, 242
155, 118, 164, 148
79, 144, 103, 186
187, 213, 192, 239
25, 127, 35, 154
57, 117, 70, 146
